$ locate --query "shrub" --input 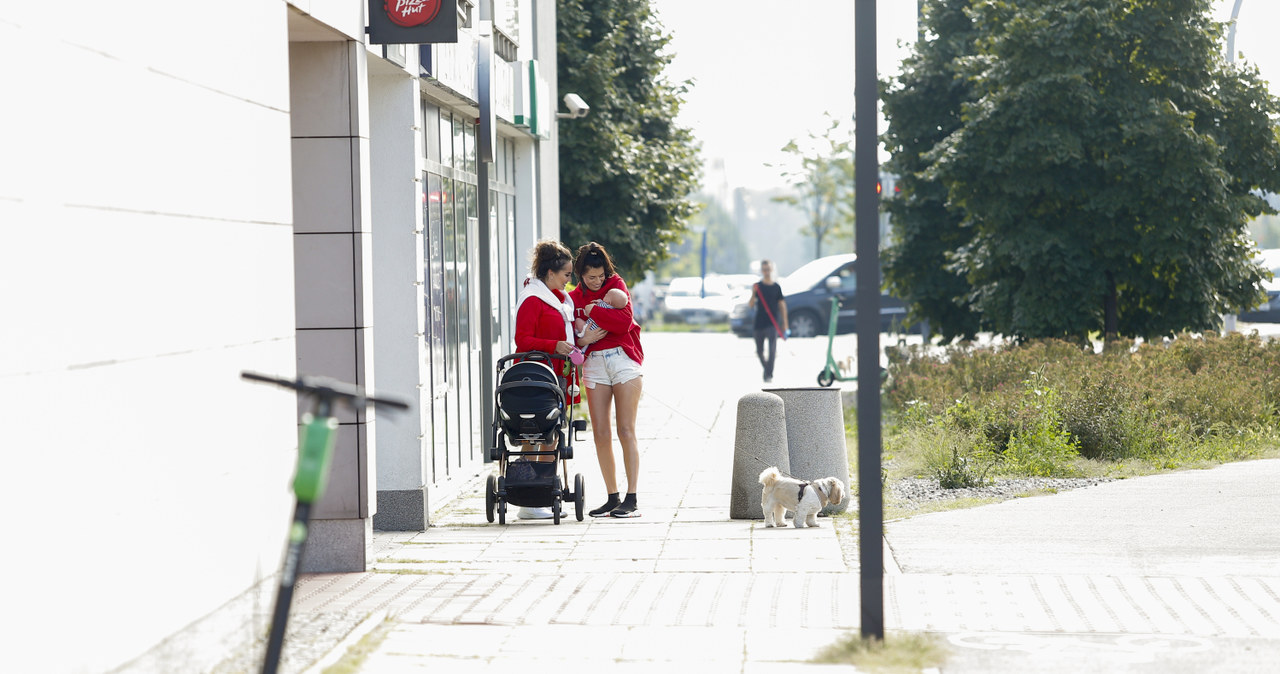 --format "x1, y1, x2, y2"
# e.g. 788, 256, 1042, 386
881, 332, 1280, 481
1001, 417, 1081, 477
